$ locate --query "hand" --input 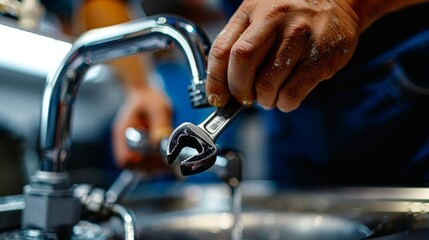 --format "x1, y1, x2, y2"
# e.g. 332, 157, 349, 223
112, 86, 172, 173
206, 0, 418, 112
